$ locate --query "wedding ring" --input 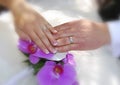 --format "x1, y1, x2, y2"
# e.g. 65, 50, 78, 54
69, 36, 74, 44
